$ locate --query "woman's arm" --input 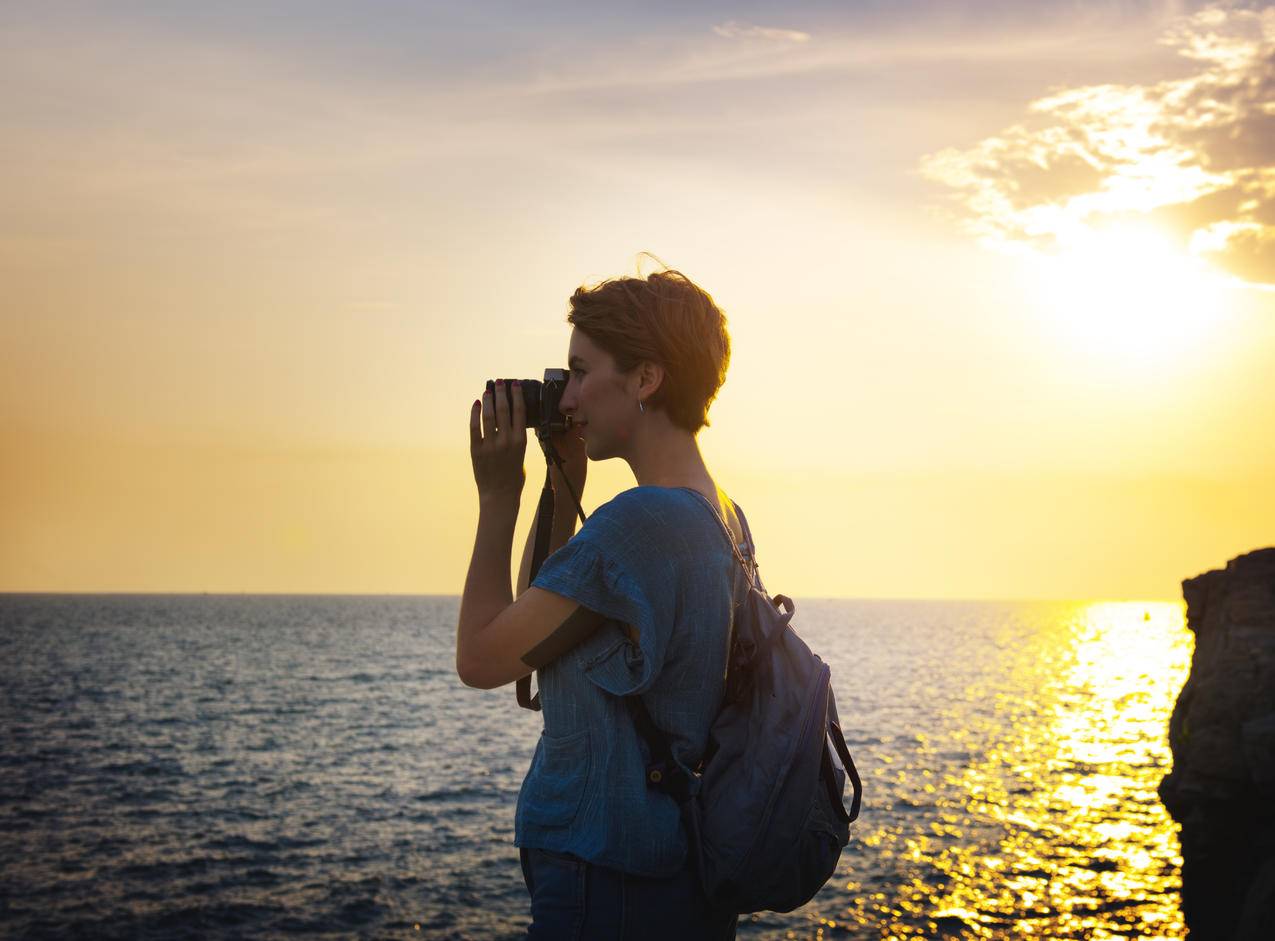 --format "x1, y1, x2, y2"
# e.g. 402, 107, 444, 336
456, 381, 597, 689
